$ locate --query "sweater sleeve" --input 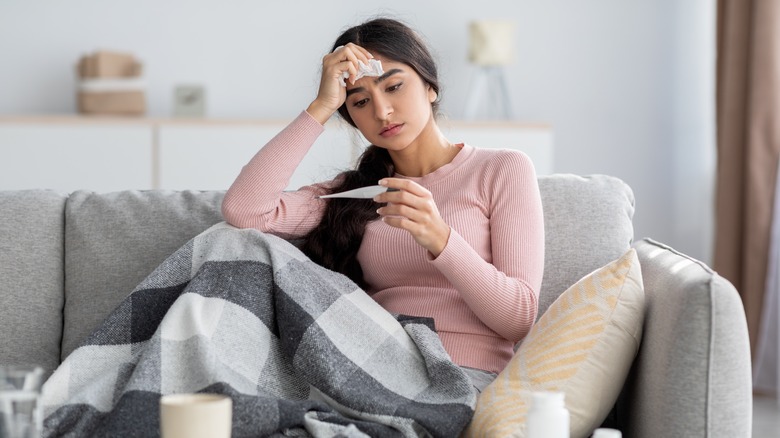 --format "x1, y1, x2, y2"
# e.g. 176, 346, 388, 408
221, 111, 334, 238
430, 151, 544, 343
